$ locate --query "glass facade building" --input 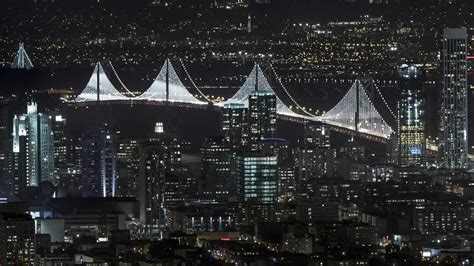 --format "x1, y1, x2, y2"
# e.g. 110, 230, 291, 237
11, 103, 55, 195
81, 127, 117, 197
222, 103, 248, 148
248, 91, 277, 150
398, 65, 425, 168
439, 28, 468, 169
236, 153, 278, 204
